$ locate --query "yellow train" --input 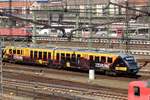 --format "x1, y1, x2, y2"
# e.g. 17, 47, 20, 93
3, 46, 139, 75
